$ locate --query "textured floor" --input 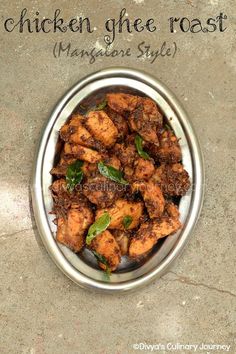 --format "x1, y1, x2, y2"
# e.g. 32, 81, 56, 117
0, 1, 235, 353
